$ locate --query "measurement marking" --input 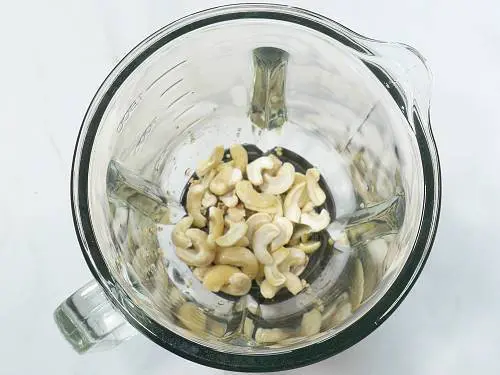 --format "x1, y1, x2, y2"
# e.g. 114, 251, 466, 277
167, 91, 192, 109
160, 78, 183, 97
145, 60, 186, 92
173, 104, 195, 121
